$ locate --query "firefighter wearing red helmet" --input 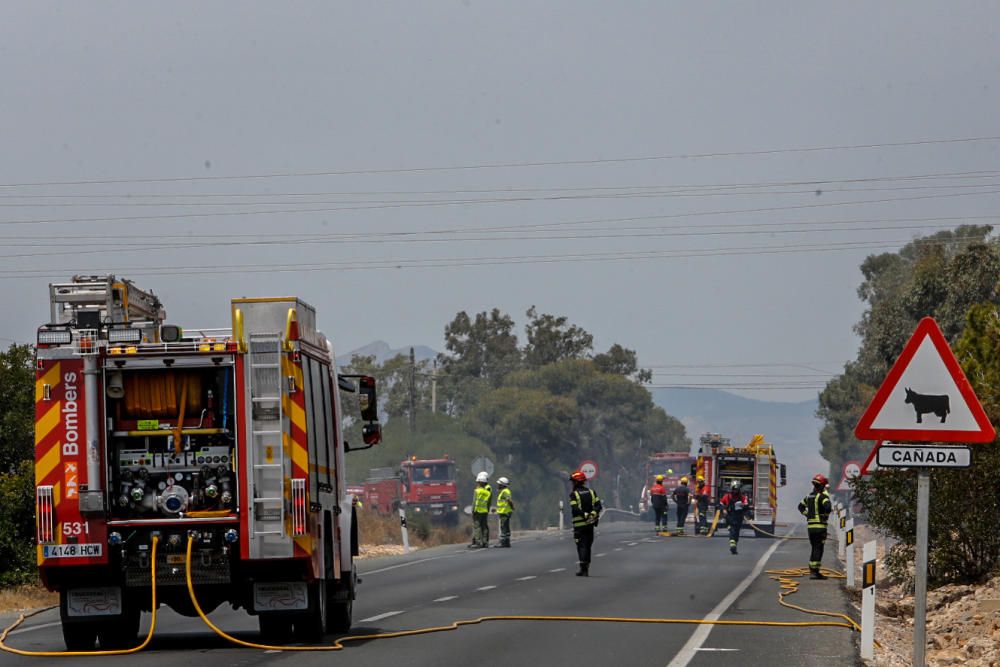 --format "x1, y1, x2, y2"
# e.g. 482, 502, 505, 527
798, 473, 832, 579
569, 470, 602, 576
